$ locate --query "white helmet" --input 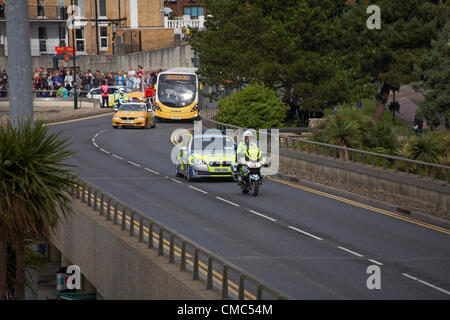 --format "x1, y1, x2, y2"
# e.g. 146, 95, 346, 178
243, 130, 253, 138
119, 88, 125, 93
